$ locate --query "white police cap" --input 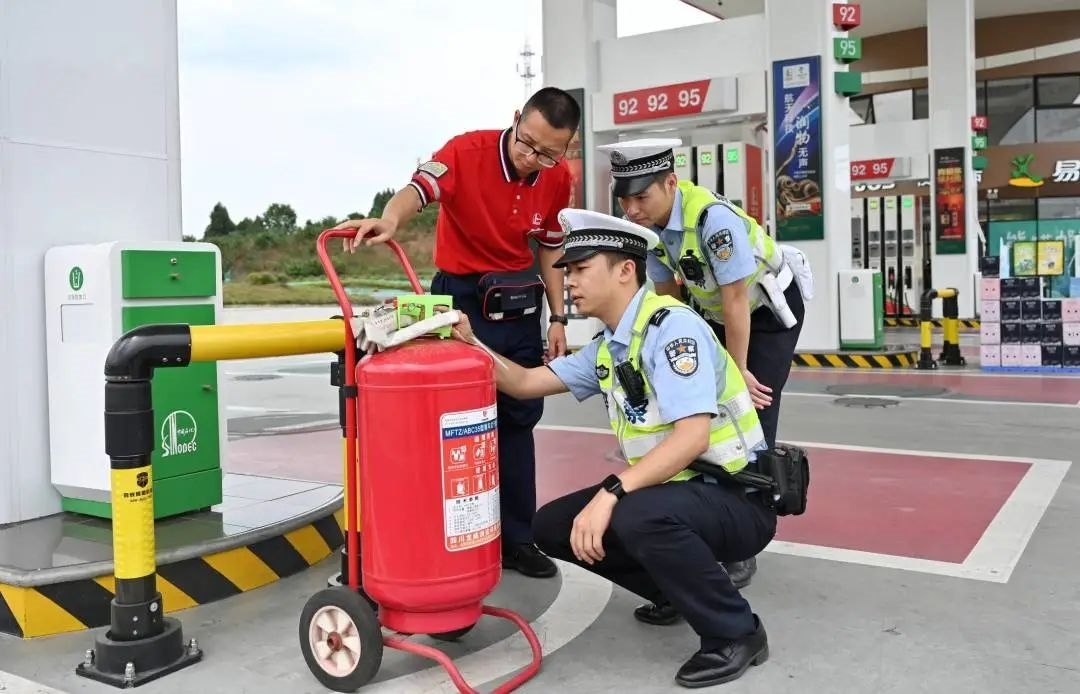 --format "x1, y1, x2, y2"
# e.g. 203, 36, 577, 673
551, 208, 660, 269
596, 138, 683, 197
